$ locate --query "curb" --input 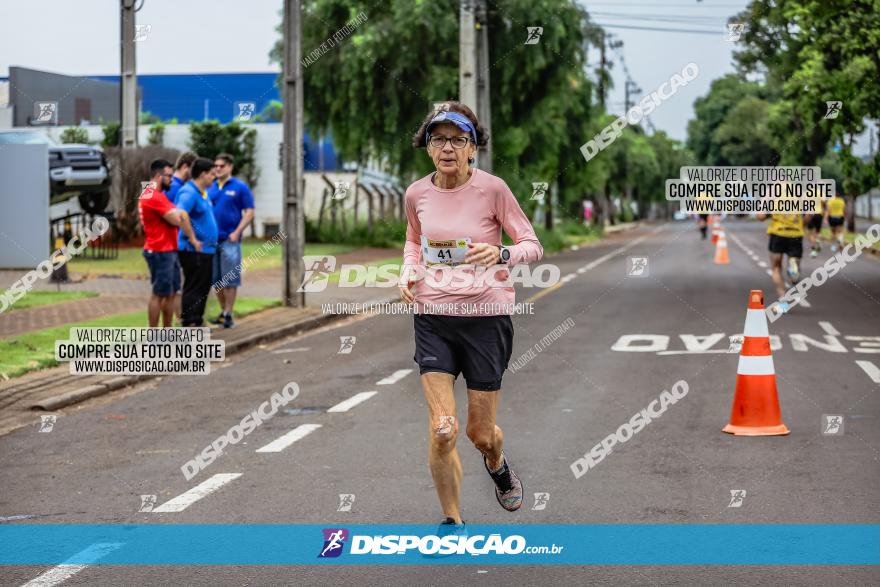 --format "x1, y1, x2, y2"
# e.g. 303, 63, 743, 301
31, 296, 398, 412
